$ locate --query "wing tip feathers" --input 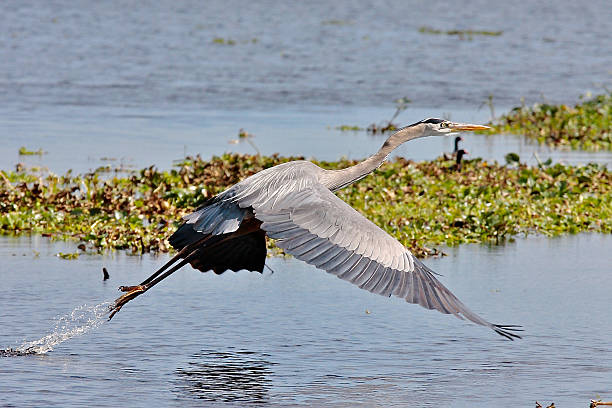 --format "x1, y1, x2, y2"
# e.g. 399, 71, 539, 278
492, 324, 523, 340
